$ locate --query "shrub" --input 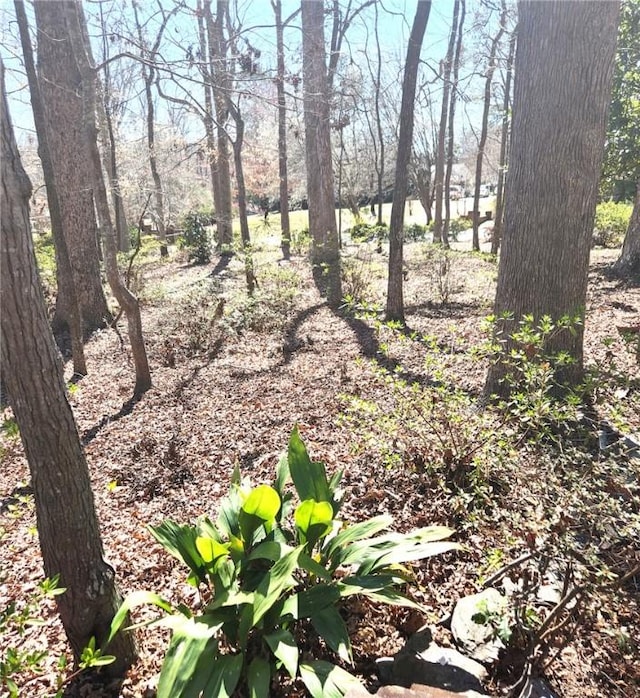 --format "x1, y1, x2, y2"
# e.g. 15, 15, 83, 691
108, 428, 458, 698
593, 201, 632, 248
423, 246, 463, 304
403, 223, 427, 242
348, 222, 388, 243
290, 228, 311, 257
179, 212, 212, 264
